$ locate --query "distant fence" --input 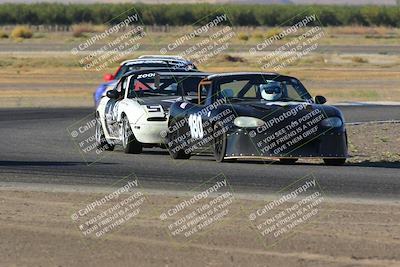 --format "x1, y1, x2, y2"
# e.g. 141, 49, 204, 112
0, 25, 225, 33
0, 25, 71, 32
0, 3, 399, 27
